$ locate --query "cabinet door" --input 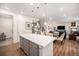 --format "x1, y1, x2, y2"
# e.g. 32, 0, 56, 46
23, 38, 29, 47
29, 42, 39, 56
20, 36, 24, 49
23, 45, 29, 55
23, 39, 29, 55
